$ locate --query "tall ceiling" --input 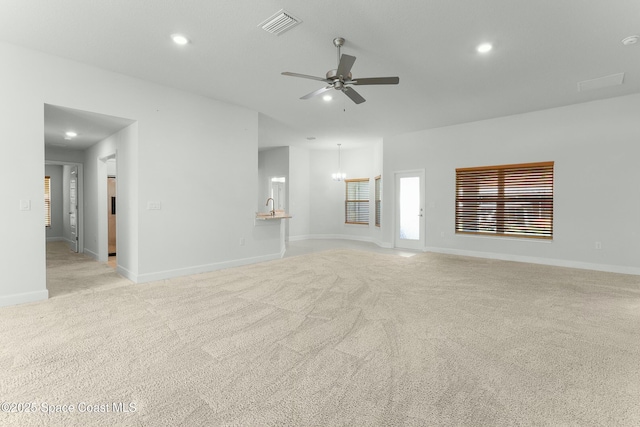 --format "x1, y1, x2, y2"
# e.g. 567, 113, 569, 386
2, 1, 639, 149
